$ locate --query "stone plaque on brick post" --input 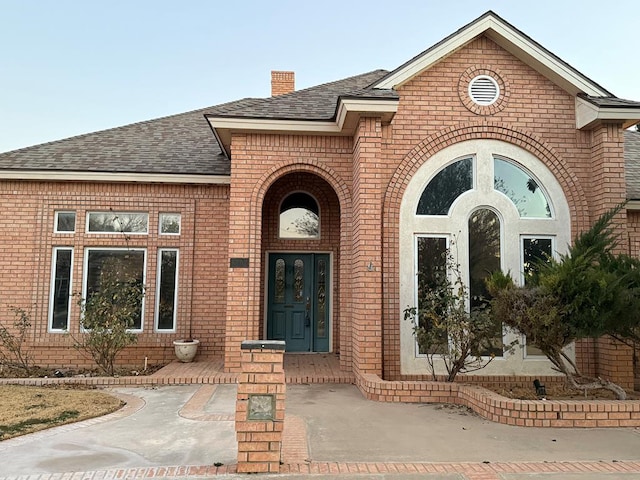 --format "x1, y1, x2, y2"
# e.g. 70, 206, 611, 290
235, 340, 286, 473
